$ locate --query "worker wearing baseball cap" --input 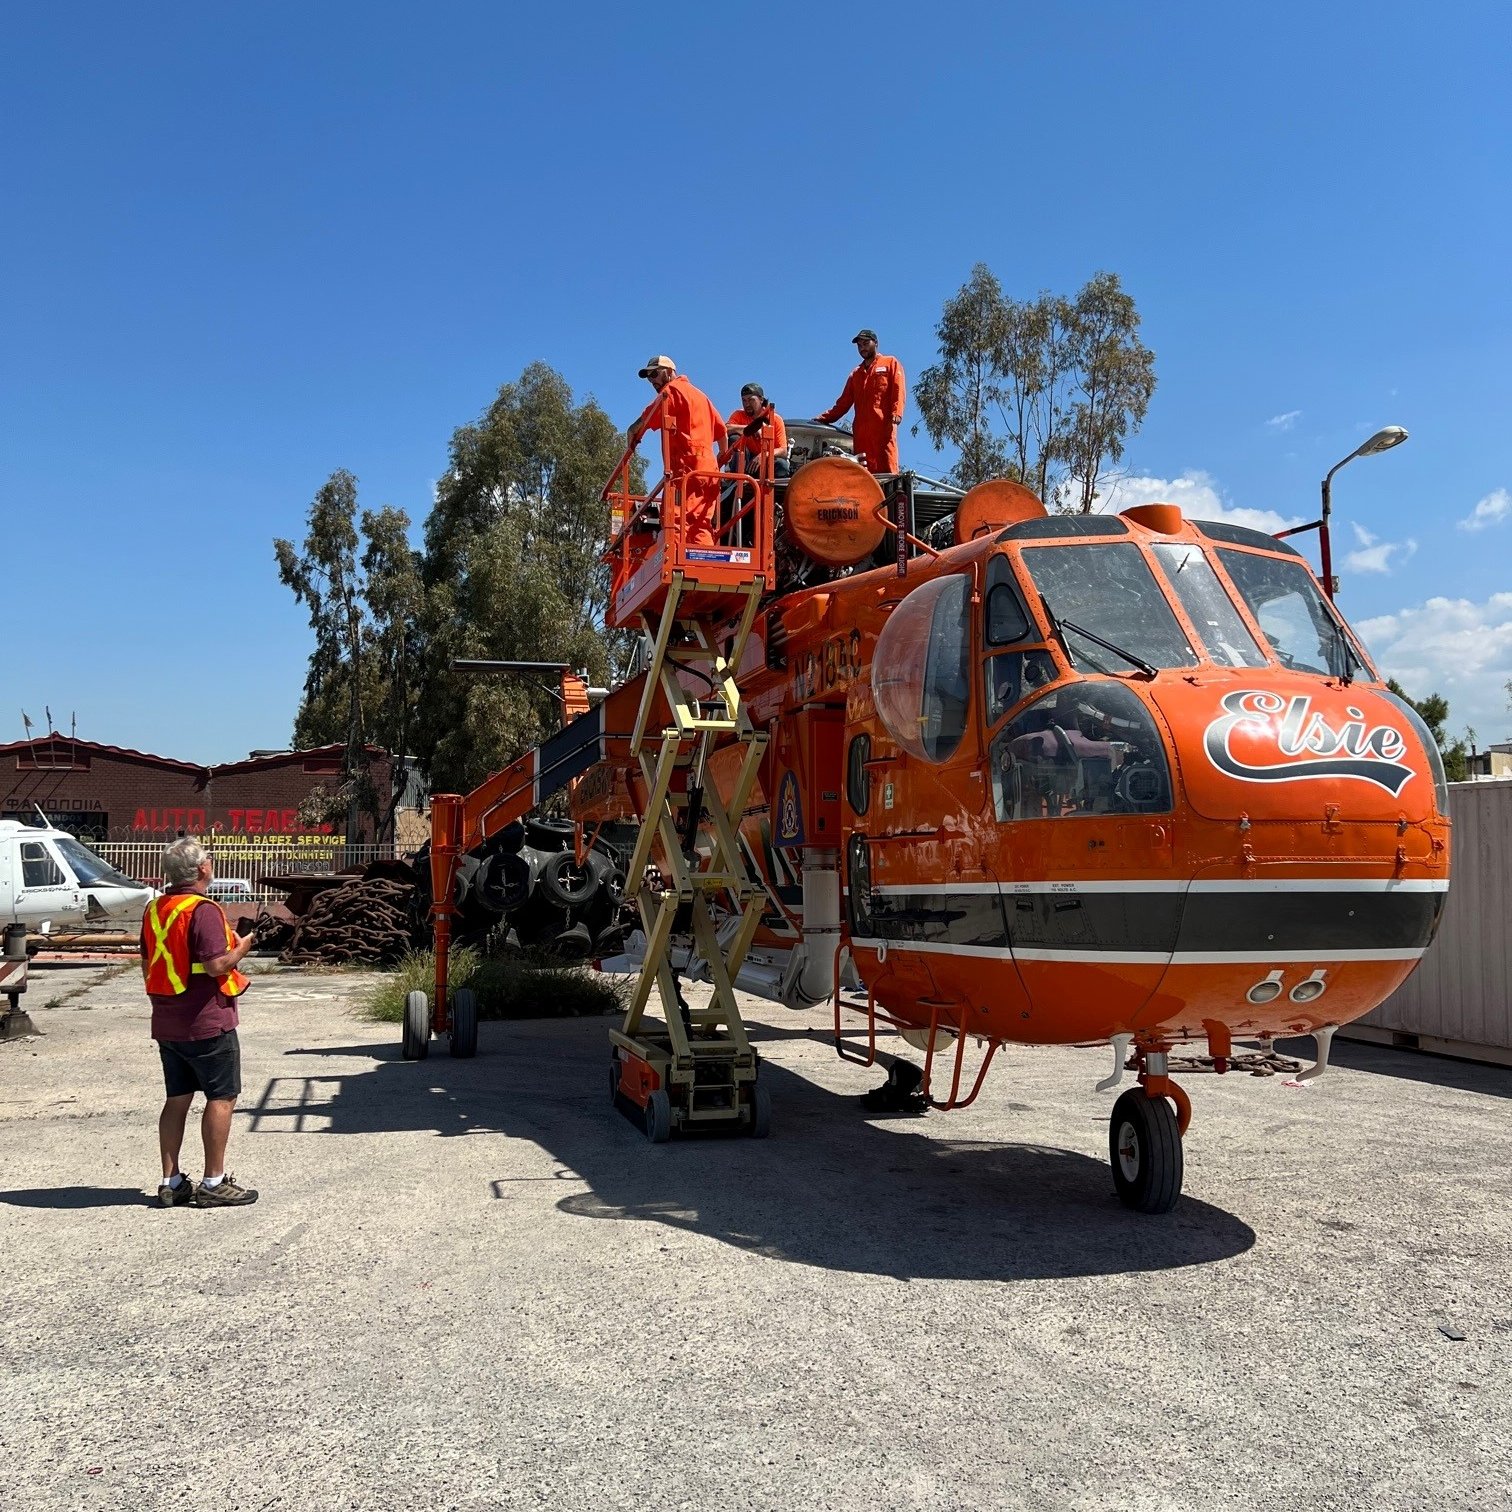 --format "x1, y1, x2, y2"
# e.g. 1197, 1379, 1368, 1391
629, 357, 727, 547
724, 383, 789, 471
816, 329, 906, 474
